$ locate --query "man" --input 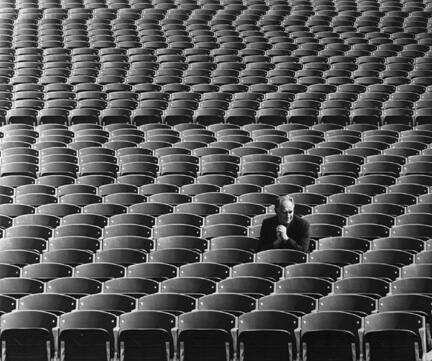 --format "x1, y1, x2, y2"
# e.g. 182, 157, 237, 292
258, 195, 310, 252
